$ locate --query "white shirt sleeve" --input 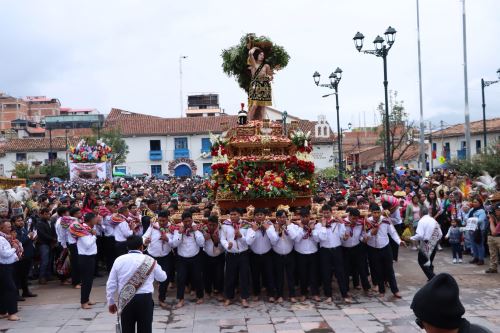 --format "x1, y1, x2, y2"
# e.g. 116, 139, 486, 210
194, 230, 205, 247
266, 225, 279, 245
106, 262, 119, 306
219, 226, 230, 251
153, 260, 167, 282
245, 228, 256, 245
